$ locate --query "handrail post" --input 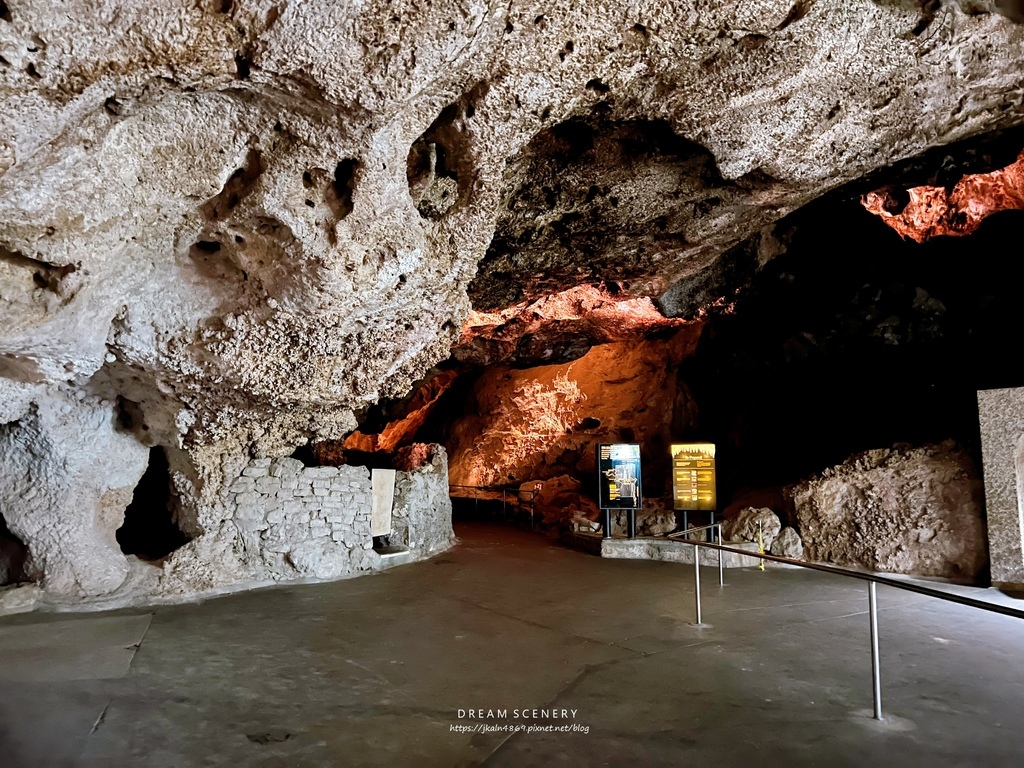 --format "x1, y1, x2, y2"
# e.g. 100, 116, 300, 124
869, 581, 883, 720
693, 542, 702, 625
717, 524, 724, 587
